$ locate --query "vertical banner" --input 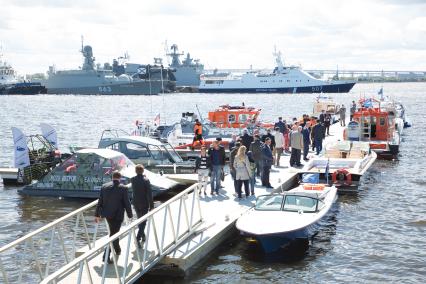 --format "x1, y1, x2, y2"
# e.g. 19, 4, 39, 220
40, 123, 58, 149
11, 127, 30, 168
